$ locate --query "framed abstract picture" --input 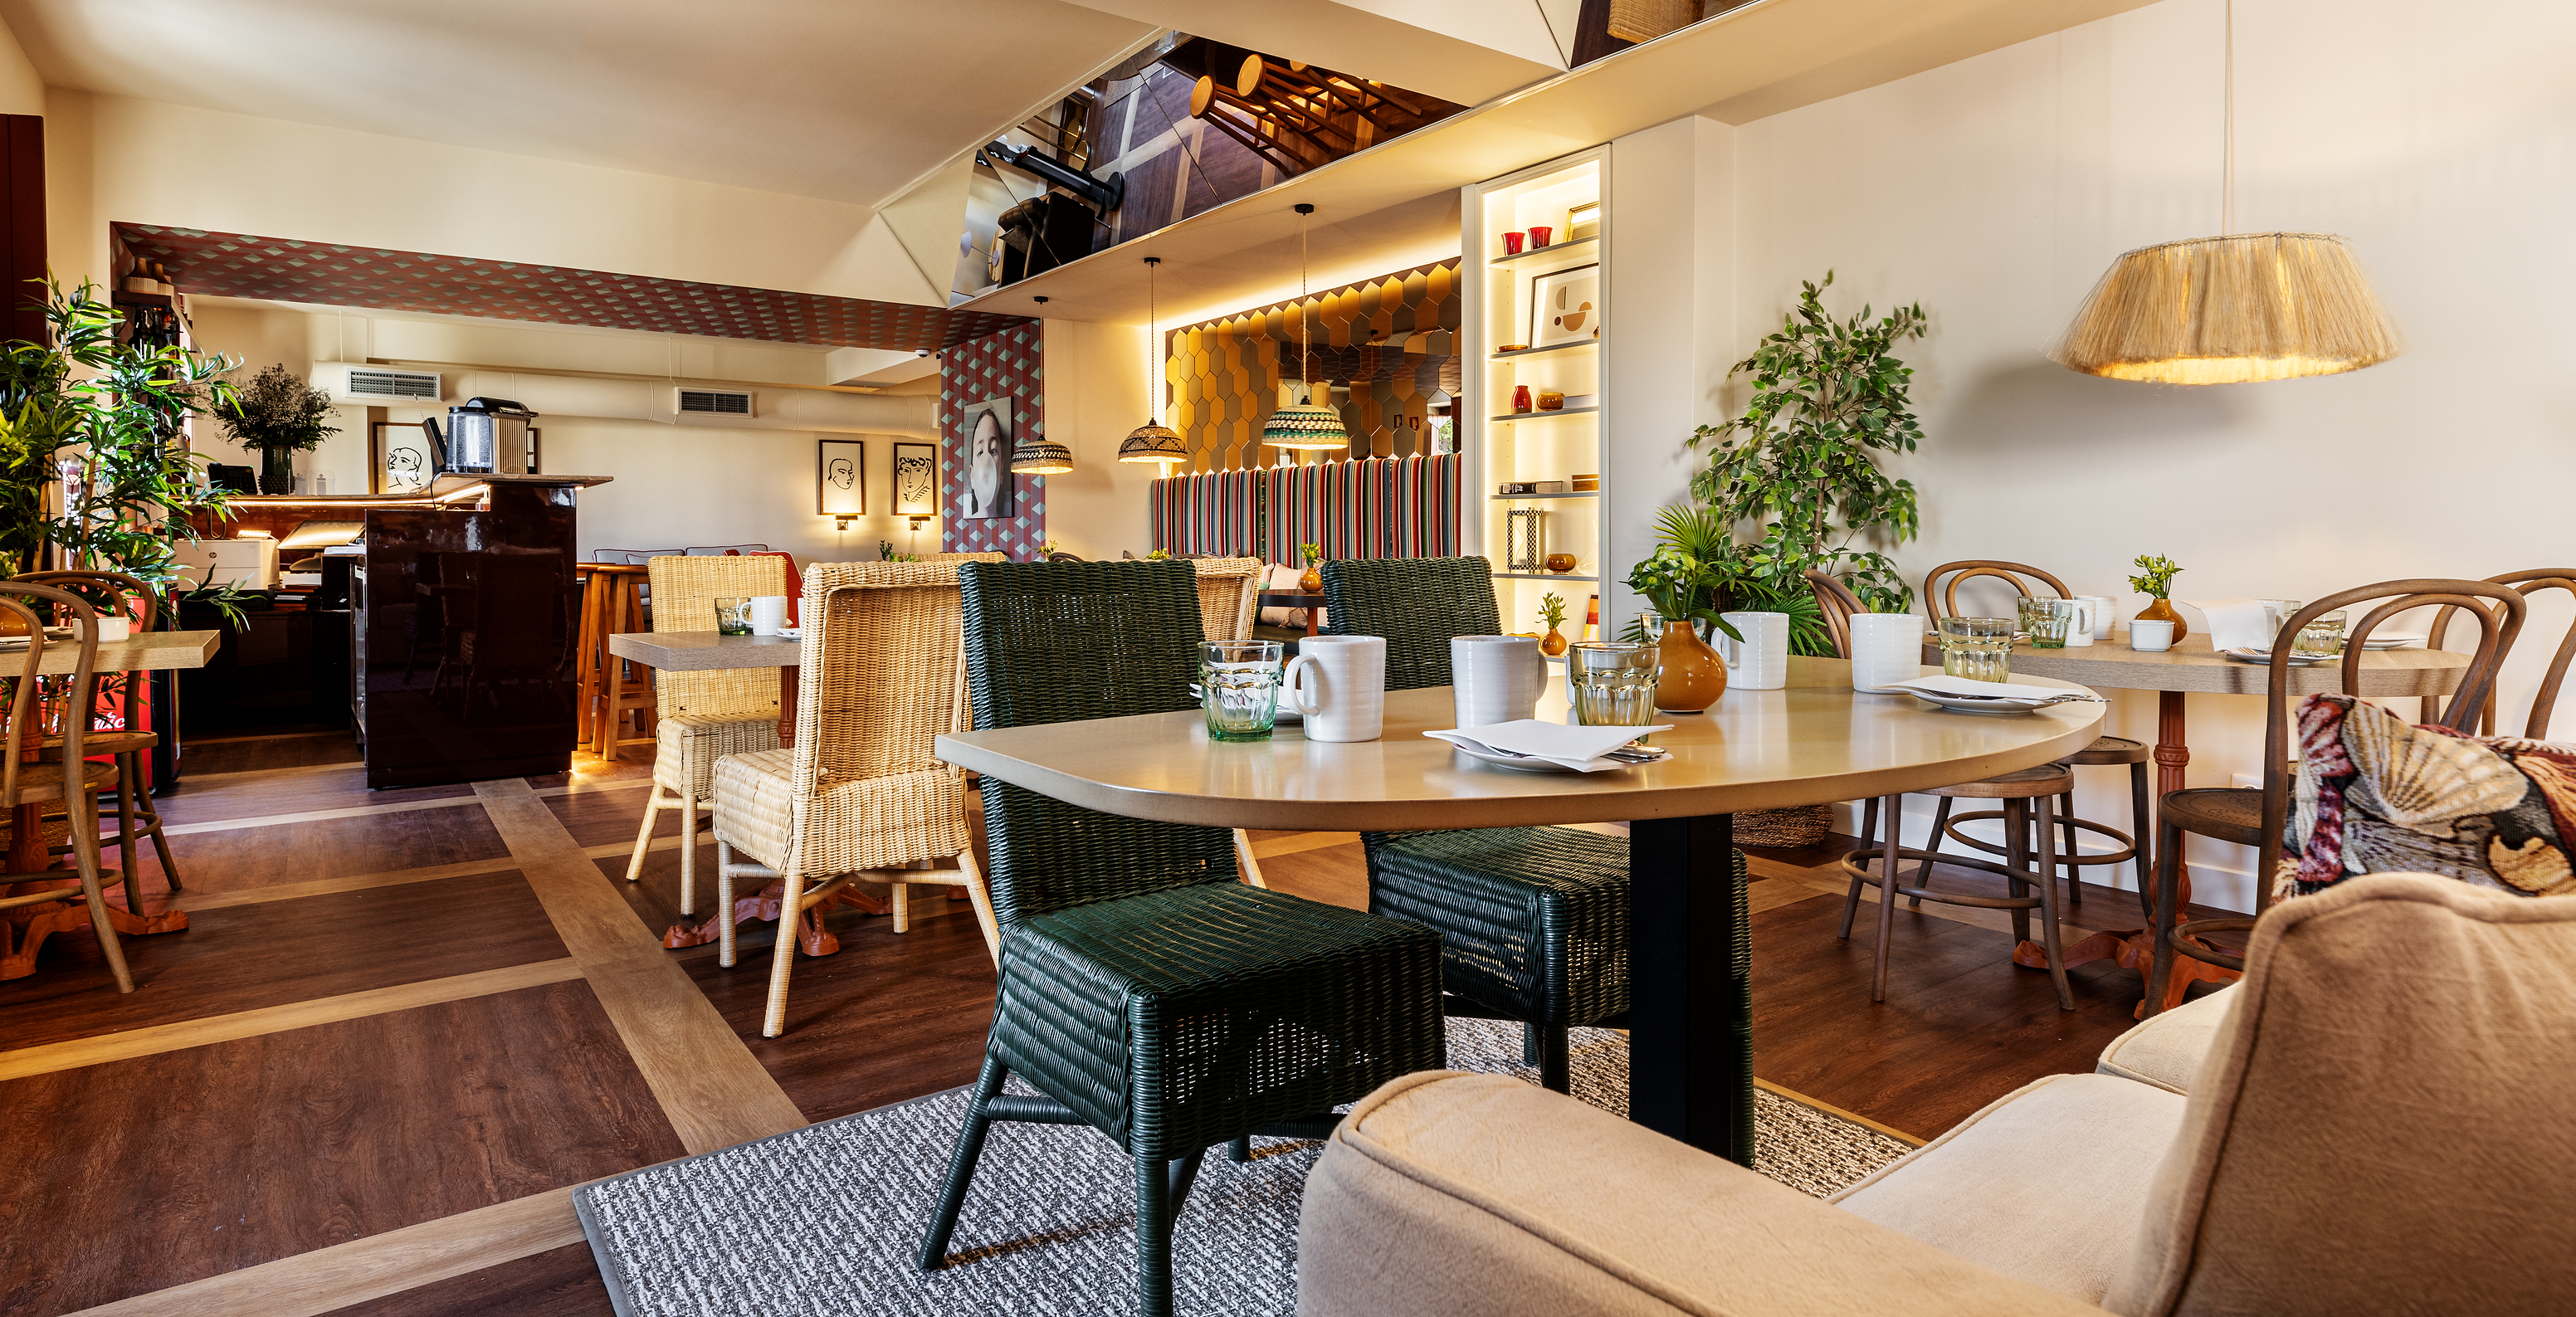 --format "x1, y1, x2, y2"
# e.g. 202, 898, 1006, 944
817, 439, 866, 516
1530, 263, 1602, 349
957, 398, 1014, 520
892, 441, 939, 516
